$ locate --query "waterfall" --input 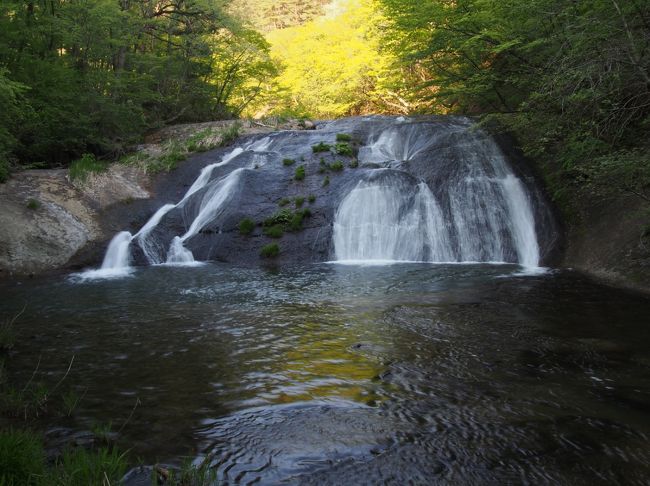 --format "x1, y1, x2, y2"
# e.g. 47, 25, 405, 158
334, 121, 542, 266
164, 168, 244, 264
82, 116, 548, 278
101, 231, 133, 269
